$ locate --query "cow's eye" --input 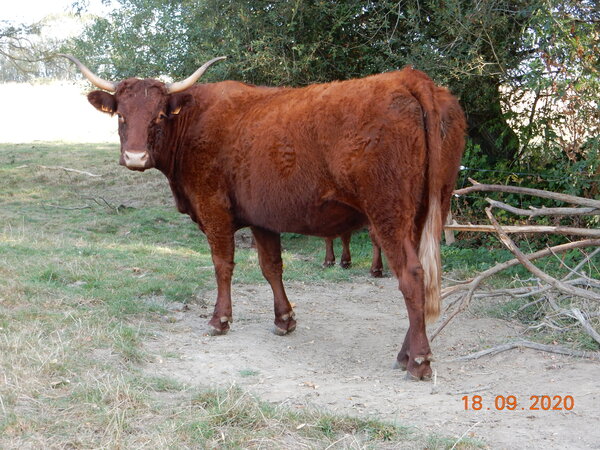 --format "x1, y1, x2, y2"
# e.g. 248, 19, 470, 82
158, 112, 168, 121
116, 113, 125, 123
